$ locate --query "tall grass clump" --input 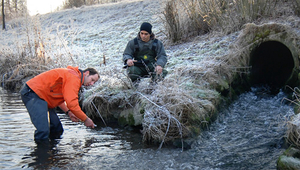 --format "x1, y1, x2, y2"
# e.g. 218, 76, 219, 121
163, 0, 278, 43
0, 16, 77, 91
0, 18, 50, 90
162, 0, 182, 43
163, 0, 209, 43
